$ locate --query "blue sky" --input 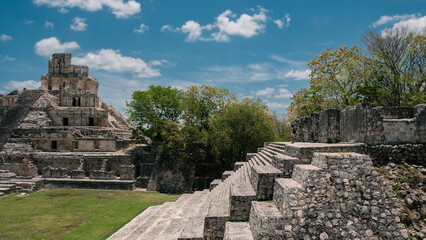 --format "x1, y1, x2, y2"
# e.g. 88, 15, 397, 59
0, 0, 425, 116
